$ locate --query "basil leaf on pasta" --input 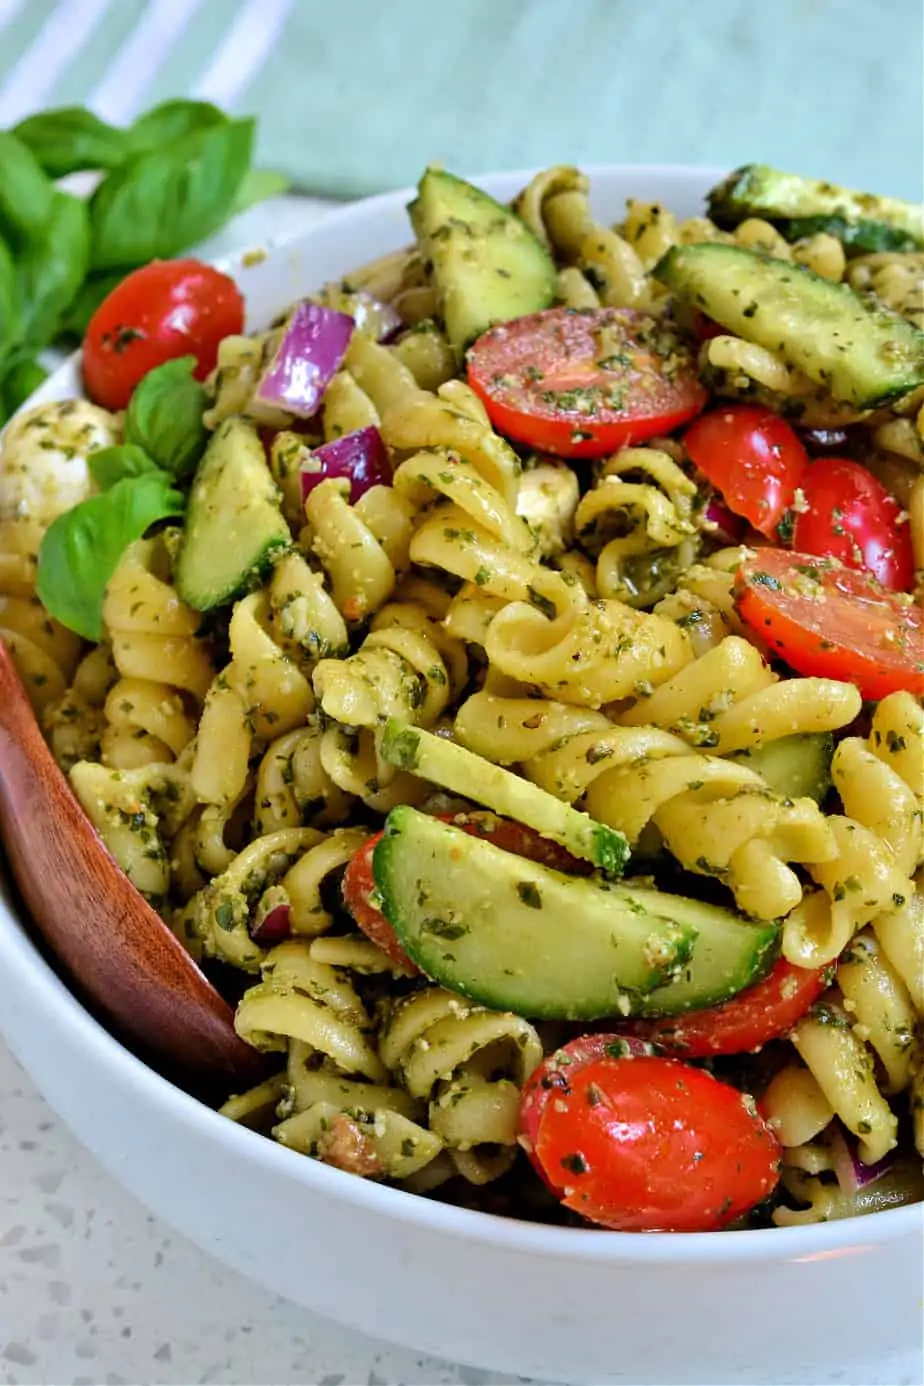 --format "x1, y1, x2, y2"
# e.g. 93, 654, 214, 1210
124, 356, 208, 479
11, 107, 128, 177
36, 472, 185, 639
0, 131, 55, 246
89, 118, 255, 270
88, 444, 162, 489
